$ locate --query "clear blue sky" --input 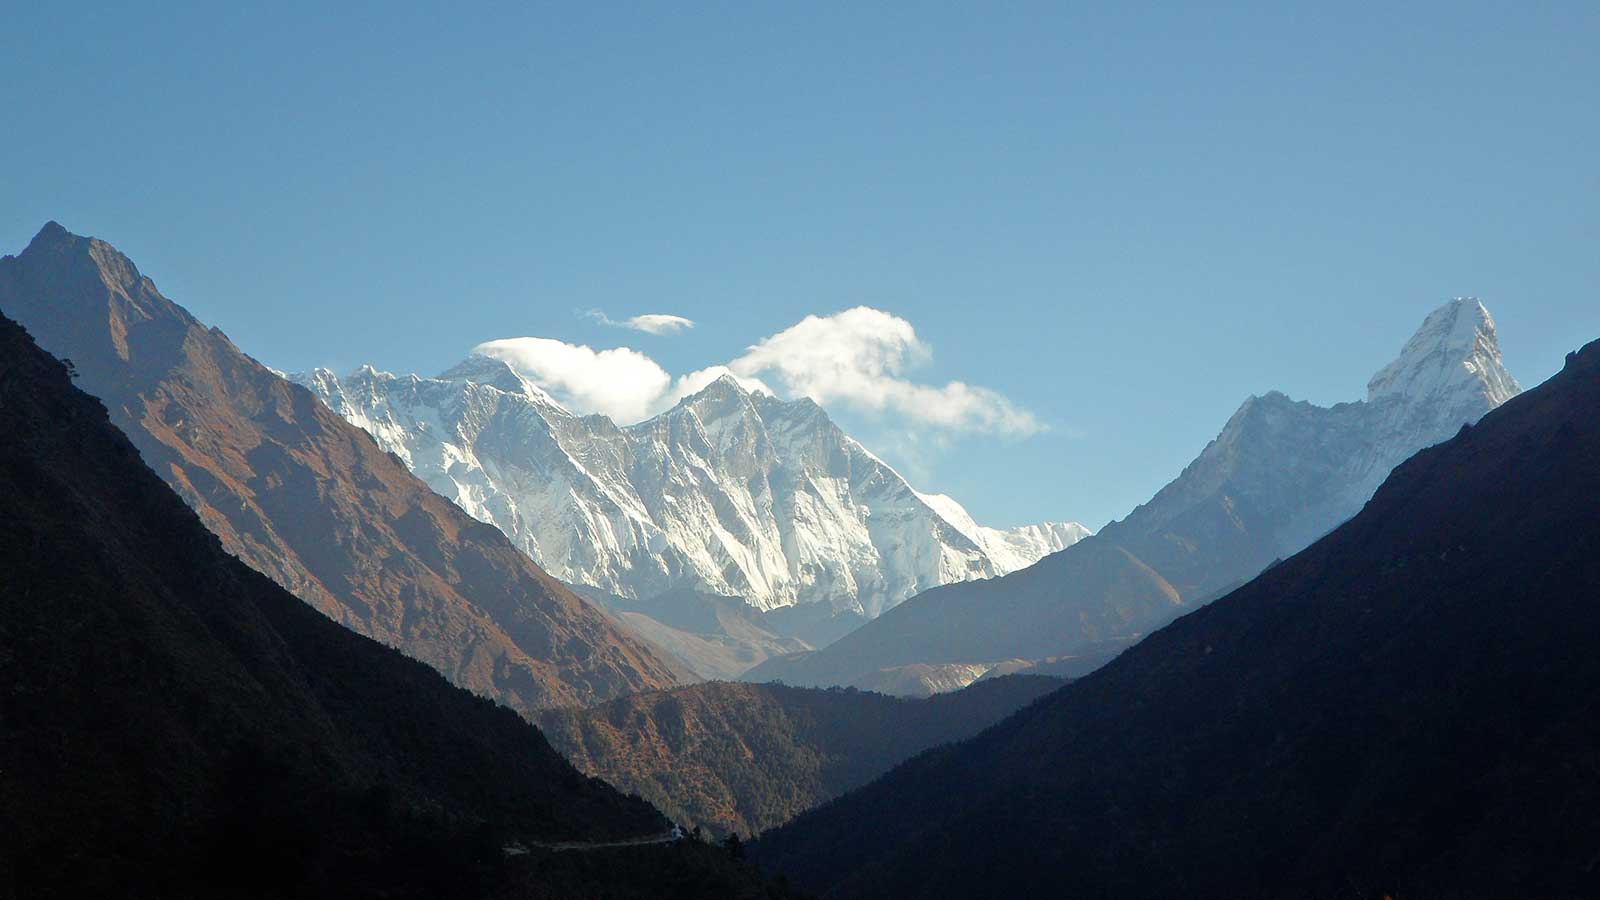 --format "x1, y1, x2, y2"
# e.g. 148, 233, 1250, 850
4, 2, 1596, 529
